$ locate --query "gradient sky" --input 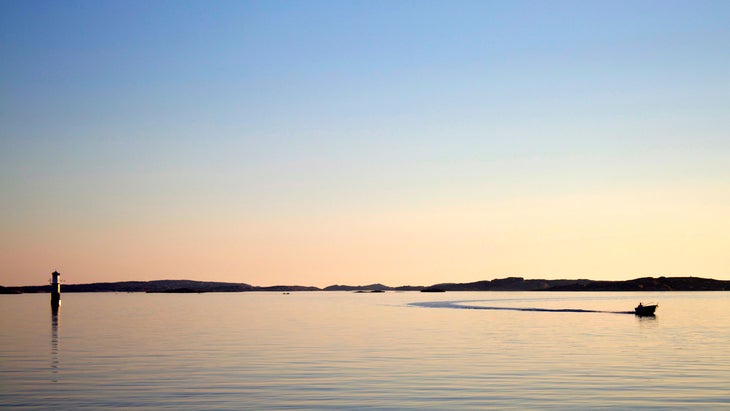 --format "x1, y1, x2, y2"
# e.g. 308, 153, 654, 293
2, 0, 729, 287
